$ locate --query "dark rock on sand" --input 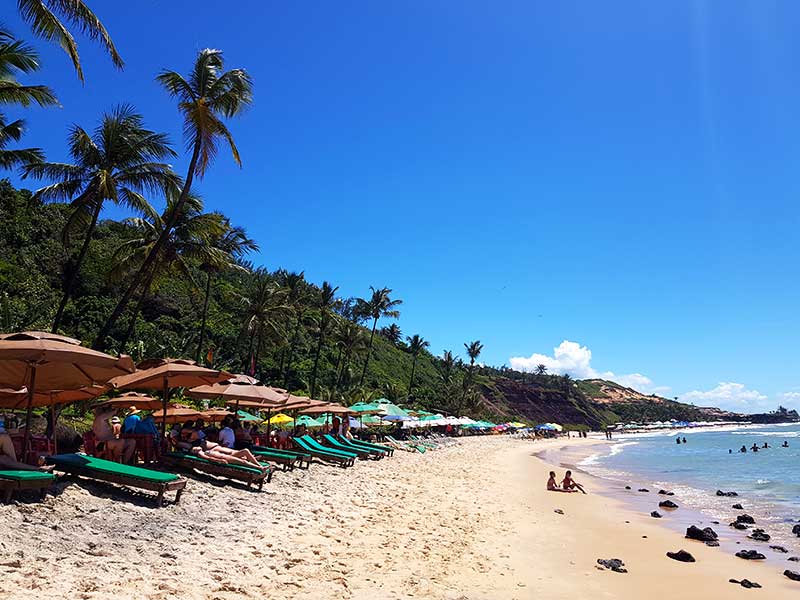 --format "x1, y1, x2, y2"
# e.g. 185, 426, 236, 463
793, 524, 800, 536
597, 558, 627, 573
712, 521, 720, 525
686, 525, 718, 543
638, 488, 649, 493
731, 522, 750, 531
717, 490, 738, 497
788, 557, 800, 562
666, 550, 695, 563
784, 570, 800, 582
651, 511, 662, 518
625, 486, 631, 490
705, 540, 720, 547
770, 545, 788, 553
658, 489, 674, 496
748, 529, 770, 542
735, 550, 766, 560
732, 503, 743, 510
659, 500, 678, 509
735, 514, 756, 525
554, 509, 564, 515
729, 579, 762, 589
